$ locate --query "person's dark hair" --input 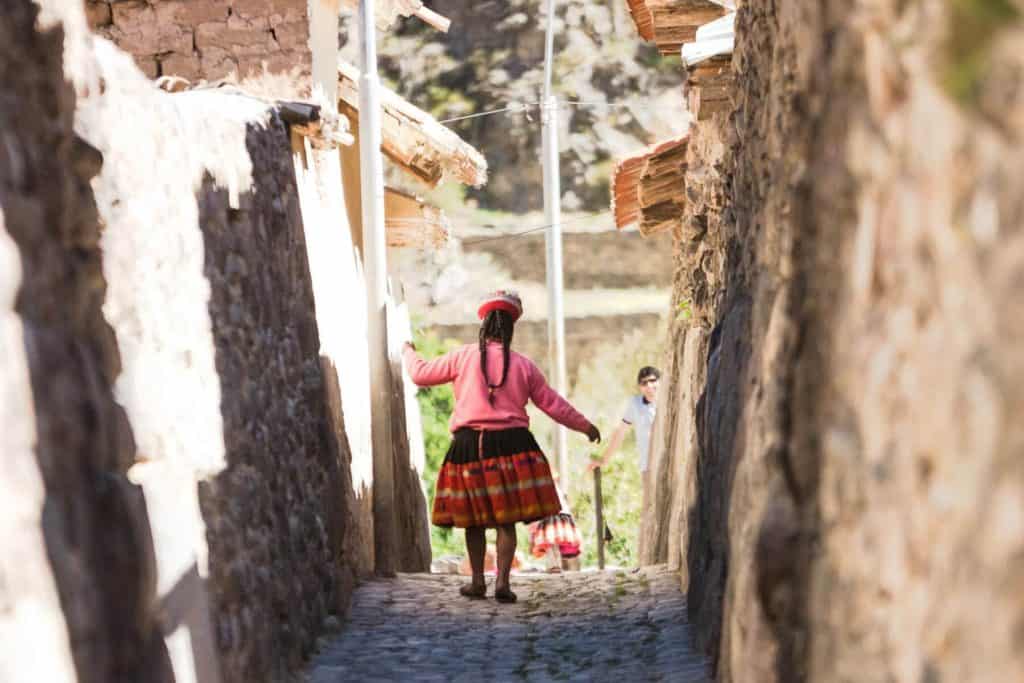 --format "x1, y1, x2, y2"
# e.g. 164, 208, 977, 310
637, 366, 661, 384
479, 309, 515, 405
